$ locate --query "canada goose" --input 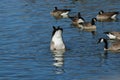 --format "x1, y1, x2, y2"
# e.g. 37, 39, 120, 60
97, 38, 120, 51
50, 26, 66, 51
50, 7, 71, 18
69, 12, 85, 25
96, 10, 119, 21
78, 18, 97, 30
104, 31, 120, 40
